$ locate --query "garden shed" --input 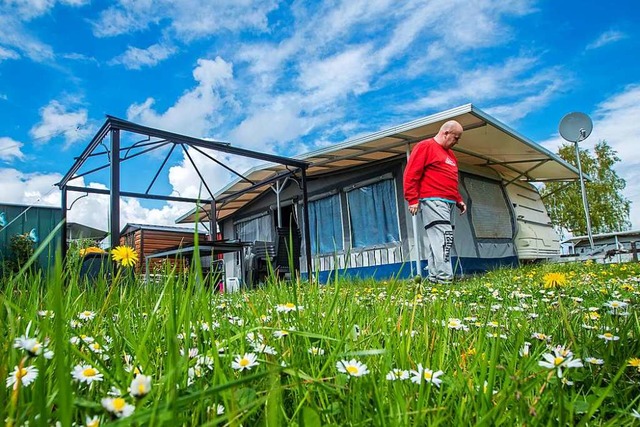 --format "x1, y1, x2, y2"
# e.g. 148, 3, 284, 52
0, 202, 62, 271
119, 223, 207, 273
